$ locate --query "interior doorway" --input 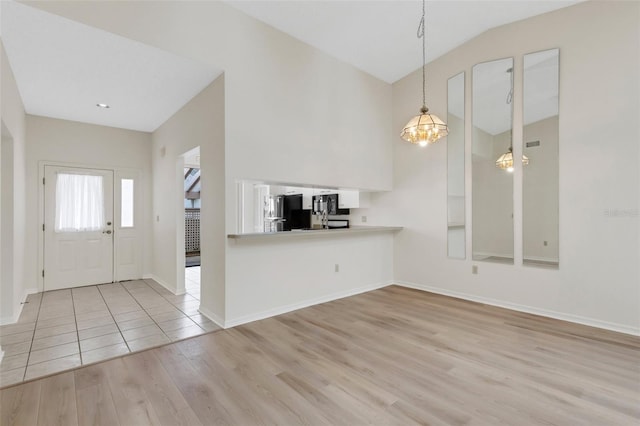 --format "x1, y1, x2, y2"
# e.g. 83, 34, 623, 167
182, 147, 201, 300
1, 122, 15, 321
